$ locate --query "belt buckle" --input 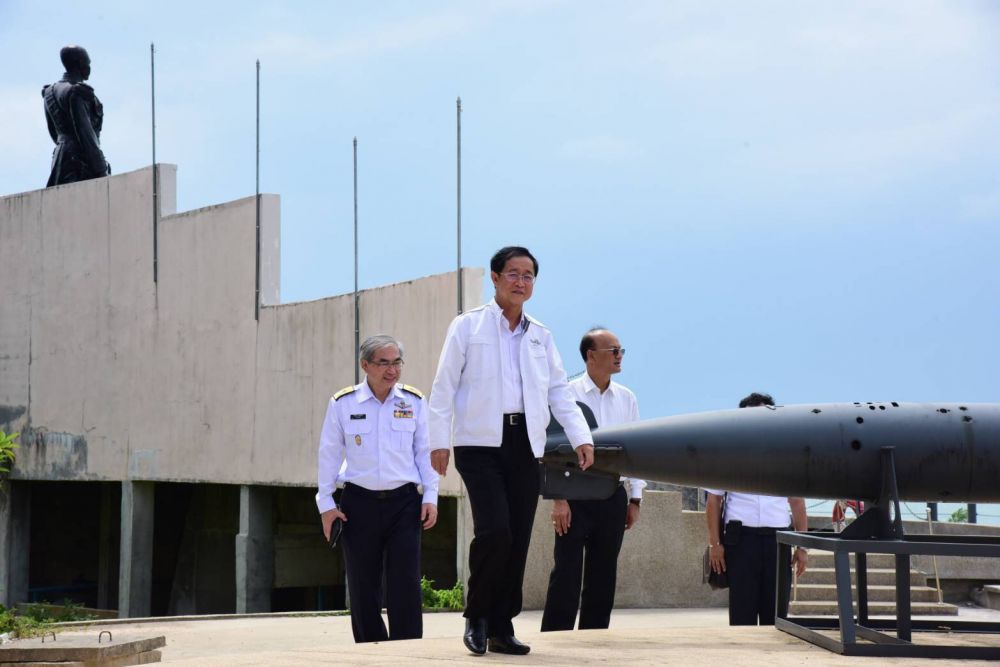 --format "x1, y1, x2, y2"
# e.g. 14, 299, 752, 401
507, 414, 519, 426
